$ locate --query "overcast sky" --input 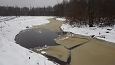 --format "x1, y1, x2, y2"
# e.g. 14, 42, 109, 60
0, 0, 63, 7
